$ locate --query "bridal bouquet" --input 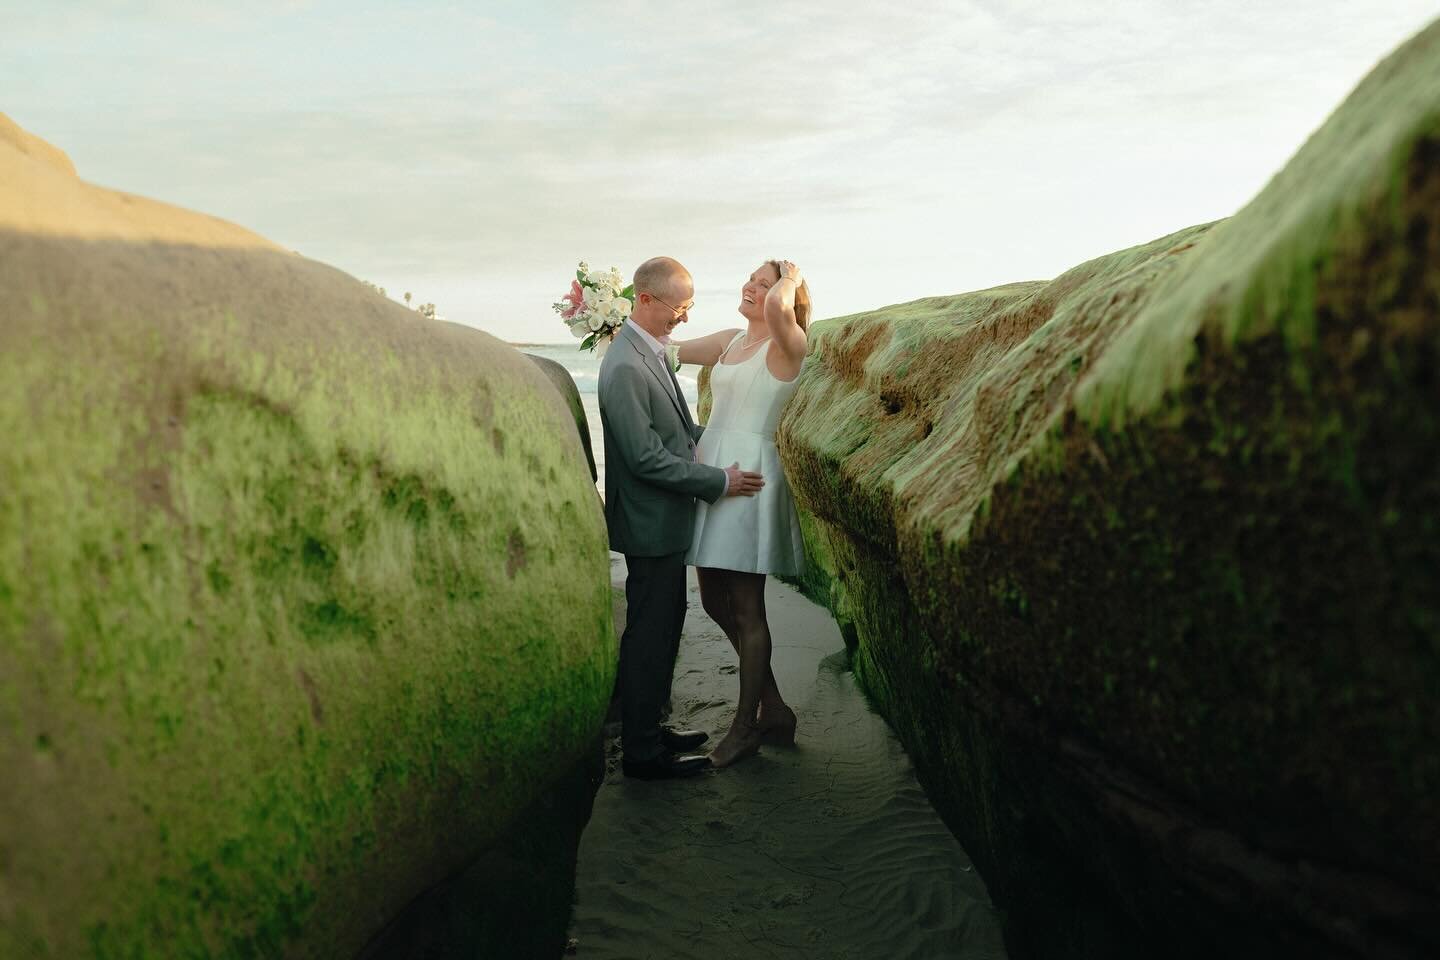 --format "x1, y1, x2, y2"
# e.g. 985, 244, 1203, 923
553, 261, 633, 355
